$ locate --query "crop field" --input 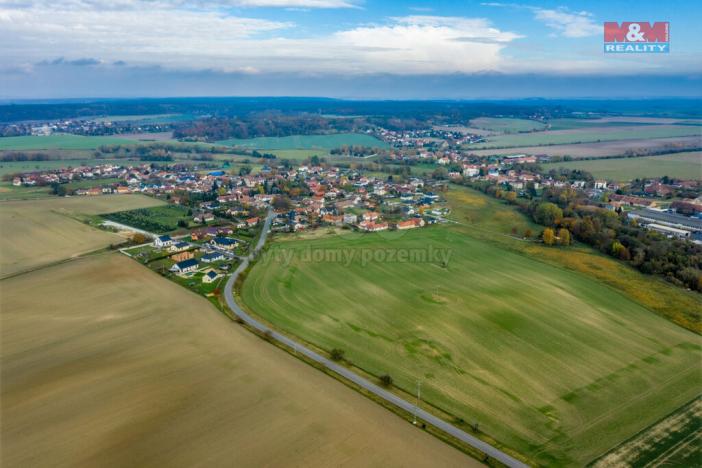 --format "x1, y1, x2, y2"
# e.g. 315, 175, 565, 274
545, 151, 702, 181
593, 397, 701, 468
470, 117, 546, 133
241, 188, 702, 465
0, 134, 140, 150
468, 135, 702, 158
0, 158, 130, 177
467, 125, 701, 149
217, 133, 388, 150
0, 195, 163, 277
103, 204, 191, 233
0, 253, 472, 468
